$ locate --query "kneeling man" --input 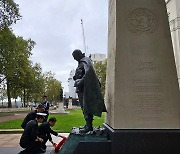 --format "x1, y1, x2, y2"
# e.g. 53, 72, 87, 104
38, 117, 61, 151
19, 113, 46, 154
